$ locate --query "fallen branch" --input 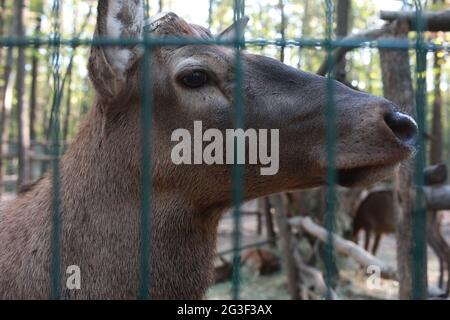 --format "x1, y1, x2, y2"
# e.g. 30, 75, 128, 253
293, 248, 339, 300
424, 163, 447, 186
380, 10, 450, 32
423, 185, 450, 211
317, 24, 391, 76
289, 216, 398, 280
